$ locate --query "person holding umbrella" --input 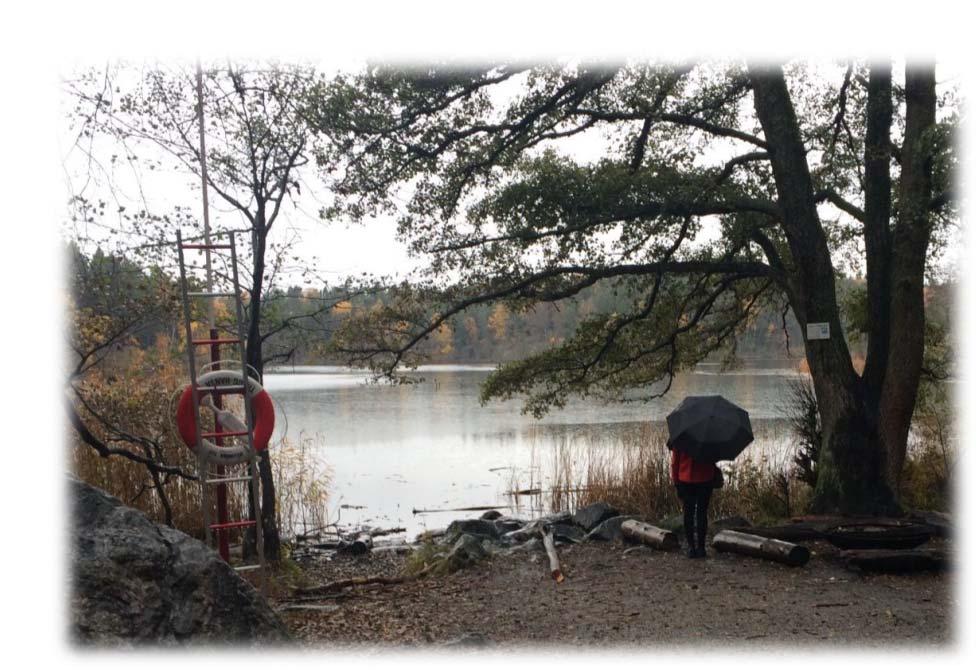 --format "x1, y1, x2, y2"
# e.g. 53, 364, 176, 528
666, 395, 754, 559
670, 447, 718, 558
